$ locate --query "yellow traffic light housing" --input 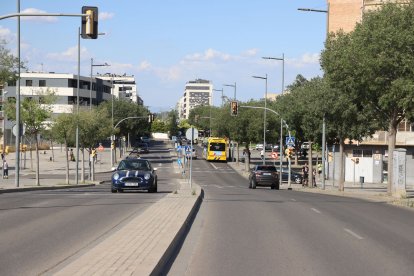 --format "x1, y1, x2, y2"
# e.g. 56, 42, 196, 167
230, 101, 238, 116
81, 6, 98, 39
